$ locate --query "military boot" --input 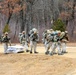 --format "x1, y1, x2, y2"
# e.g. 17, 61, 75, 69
45, 51, 49, 55
34, 51, 38, 54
